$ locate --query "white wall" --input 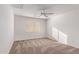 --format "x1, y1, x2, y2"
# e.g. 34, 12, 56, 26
47, 10, 79, 48
13, 8, 46, 19
0, 5, 14, 53
14, 15, 47, 41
